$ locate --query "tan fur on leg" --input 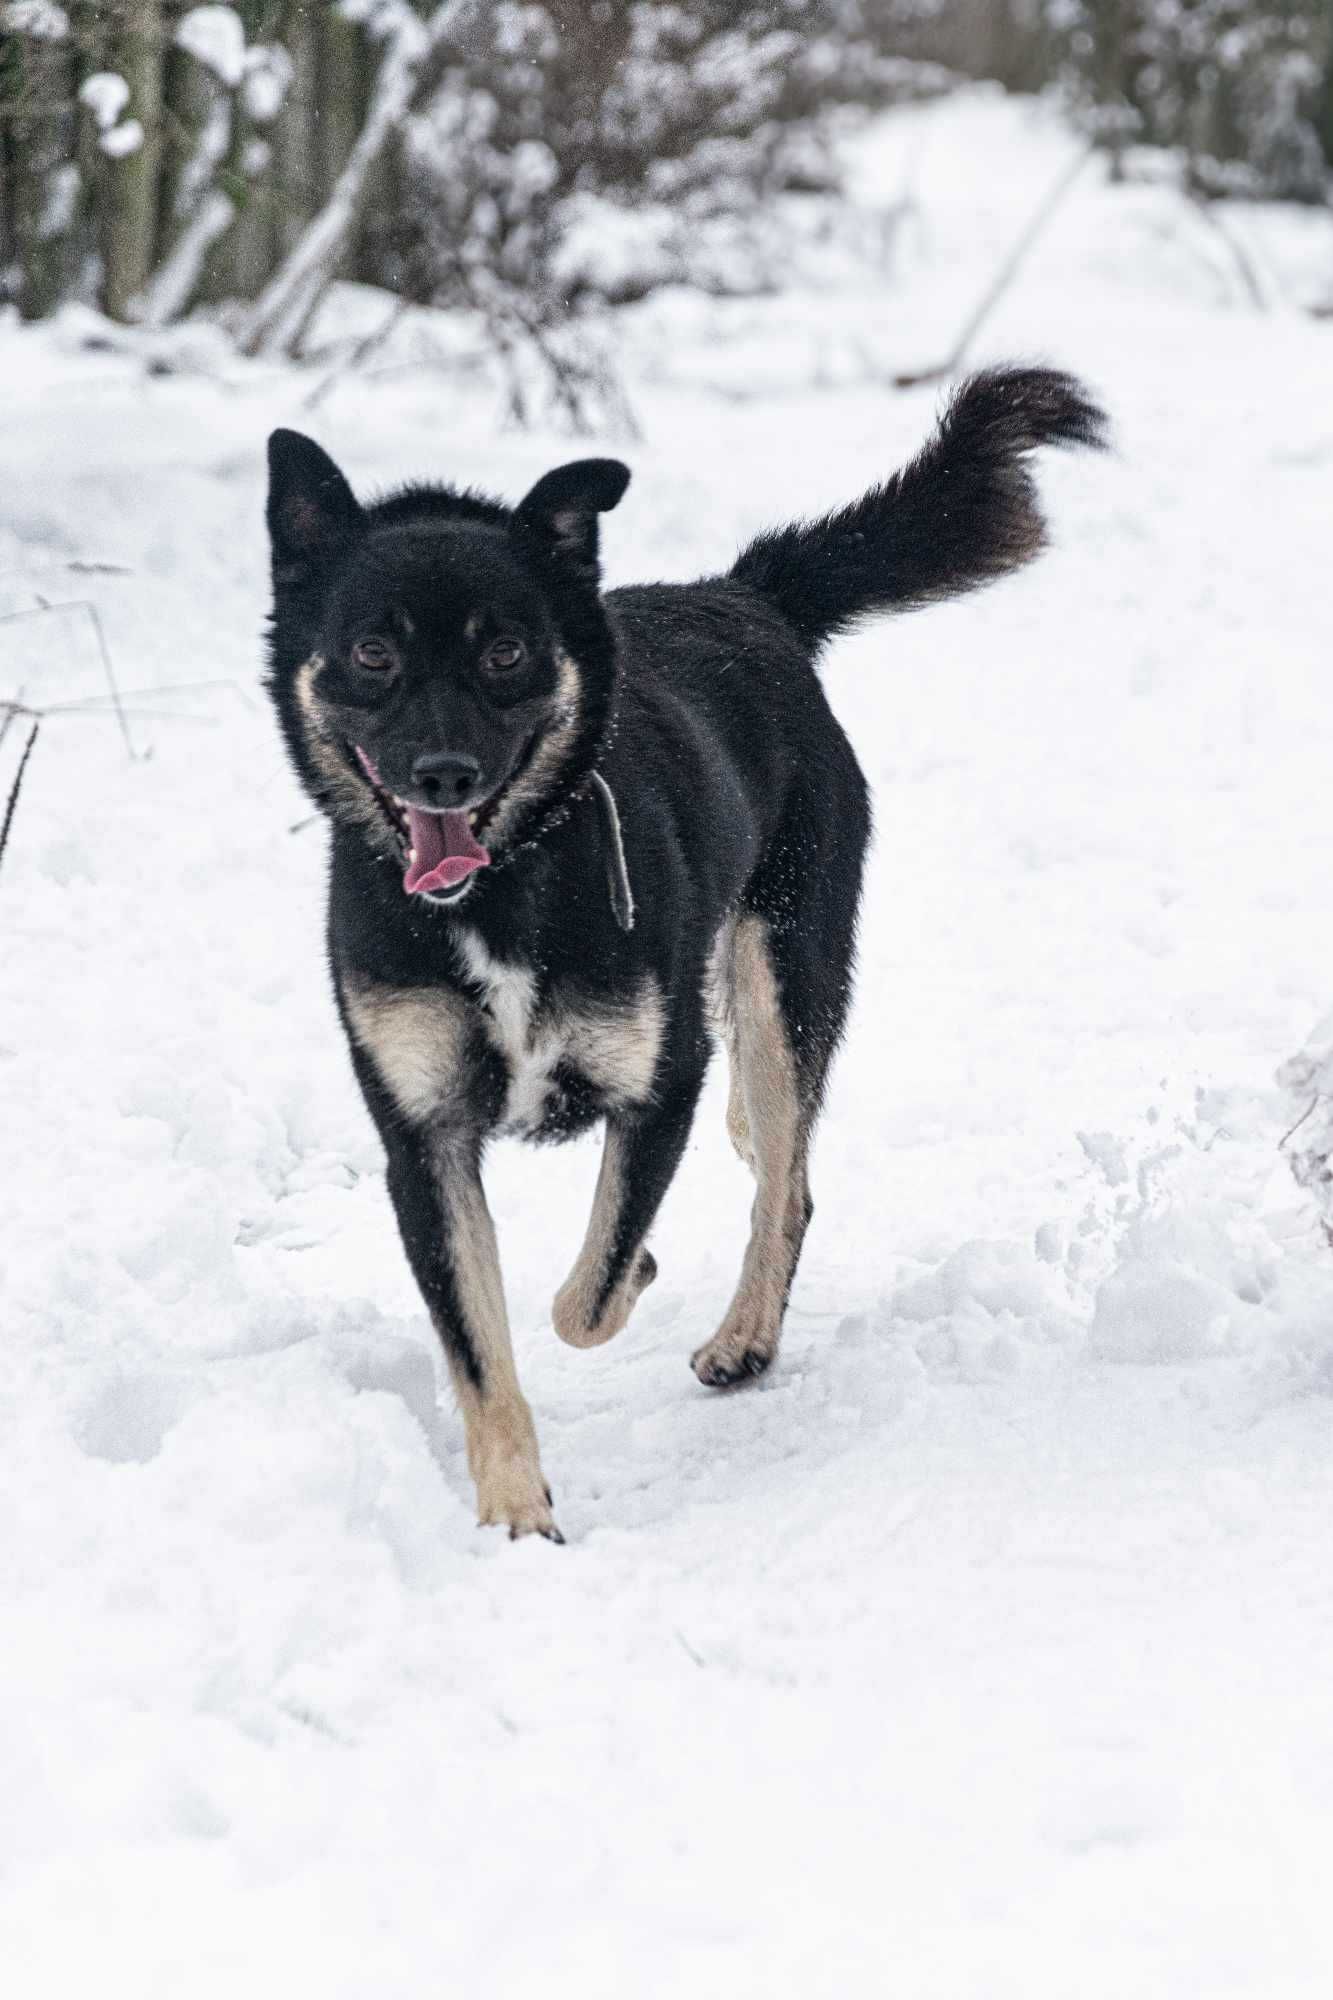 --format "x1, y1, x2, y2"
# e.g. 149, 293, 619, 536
552, 1124, 658, 1348
438, 1153, 560, 1539
724, 1015, 756, 1171
693, 916, 810, 1386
